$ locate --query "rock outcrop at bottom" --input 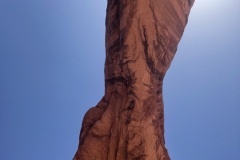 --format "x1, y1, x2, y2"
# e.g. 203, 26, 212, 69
73, 0, 194, 159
